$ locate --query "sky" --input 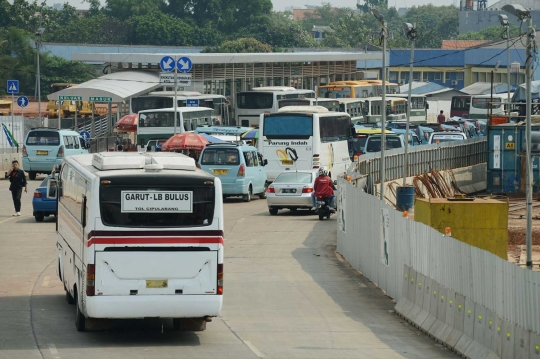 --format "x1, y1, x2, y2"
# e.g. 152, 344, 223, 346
20, 0, 469, 10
